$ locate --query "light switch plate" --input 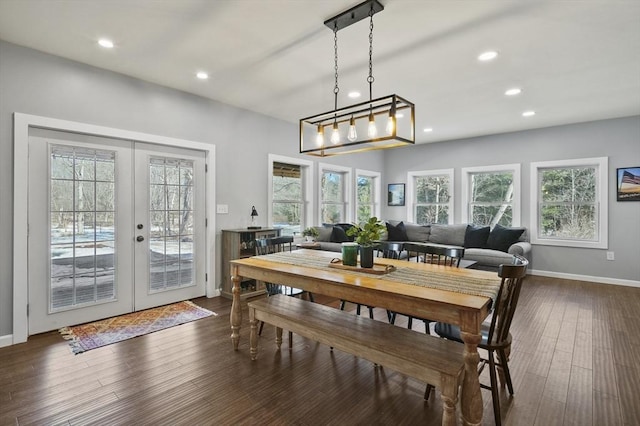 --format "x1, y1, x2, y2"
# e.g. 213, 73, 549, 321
216, 204, 229, 214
